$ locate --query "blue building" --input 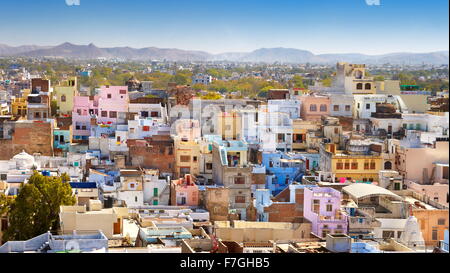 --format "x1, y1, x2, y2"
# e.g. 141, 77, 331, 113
262, 151, 305, 196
